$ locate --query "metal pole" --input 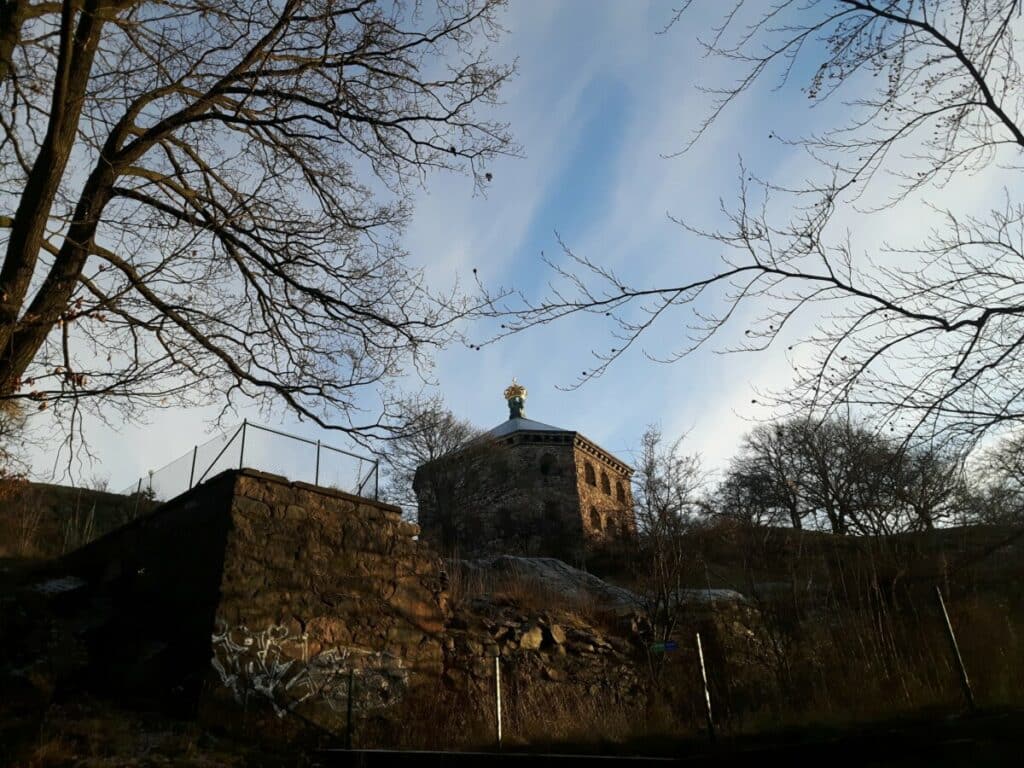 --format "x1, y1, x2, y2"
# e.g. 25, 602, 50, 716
346, 669, 354, 750
315, 440, 321, 486
697, 632, 716, 743
133, 478, 142, 519
935, 586, 976, 712
188, 445, 198, 490
374, 461, 380, 501
239, 420, 247, 469
494, 656, 502, 750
